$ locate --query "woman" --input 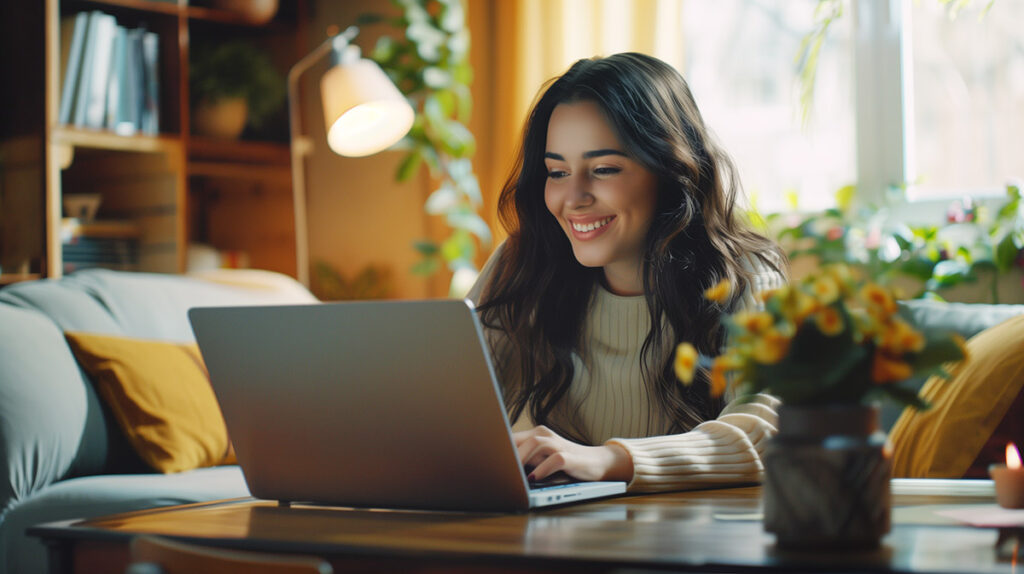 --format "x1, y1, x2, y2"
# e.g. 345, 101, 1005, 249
468, 53, 788, 492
